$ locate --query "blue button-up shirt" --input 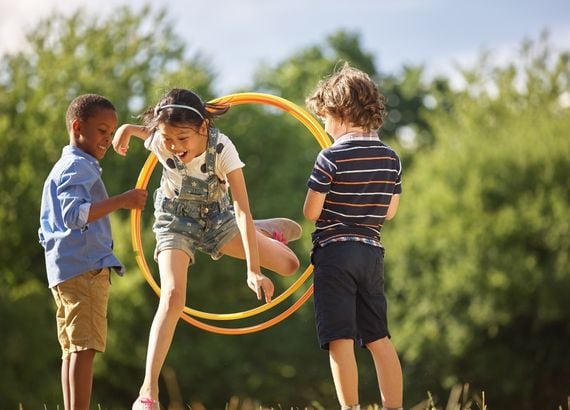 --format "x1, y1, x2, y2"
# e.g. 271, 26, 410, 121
39, 145, 124, 288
